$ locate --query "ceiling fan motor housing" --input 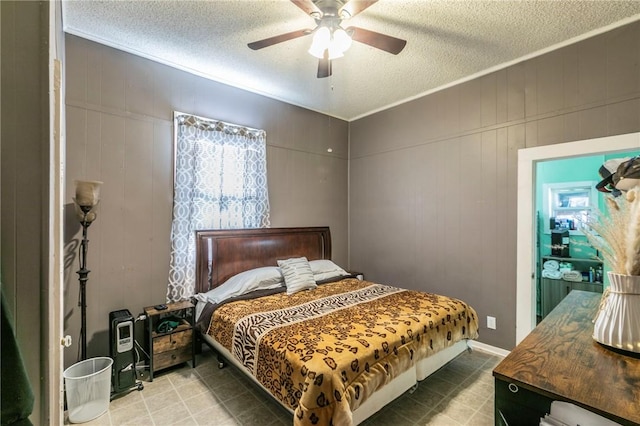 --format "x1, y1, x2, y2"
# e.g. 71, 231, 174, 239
312, 0, 352, 20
